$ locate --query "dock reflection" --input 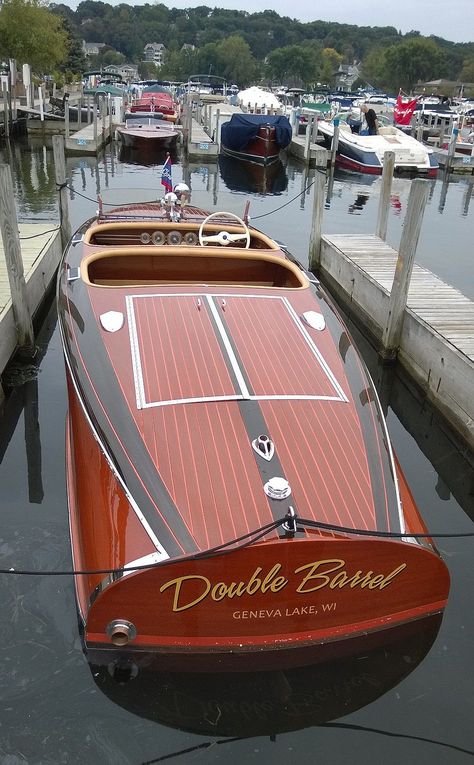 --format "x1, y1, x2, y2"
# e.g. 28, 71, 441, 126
89, 614, 441, 737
